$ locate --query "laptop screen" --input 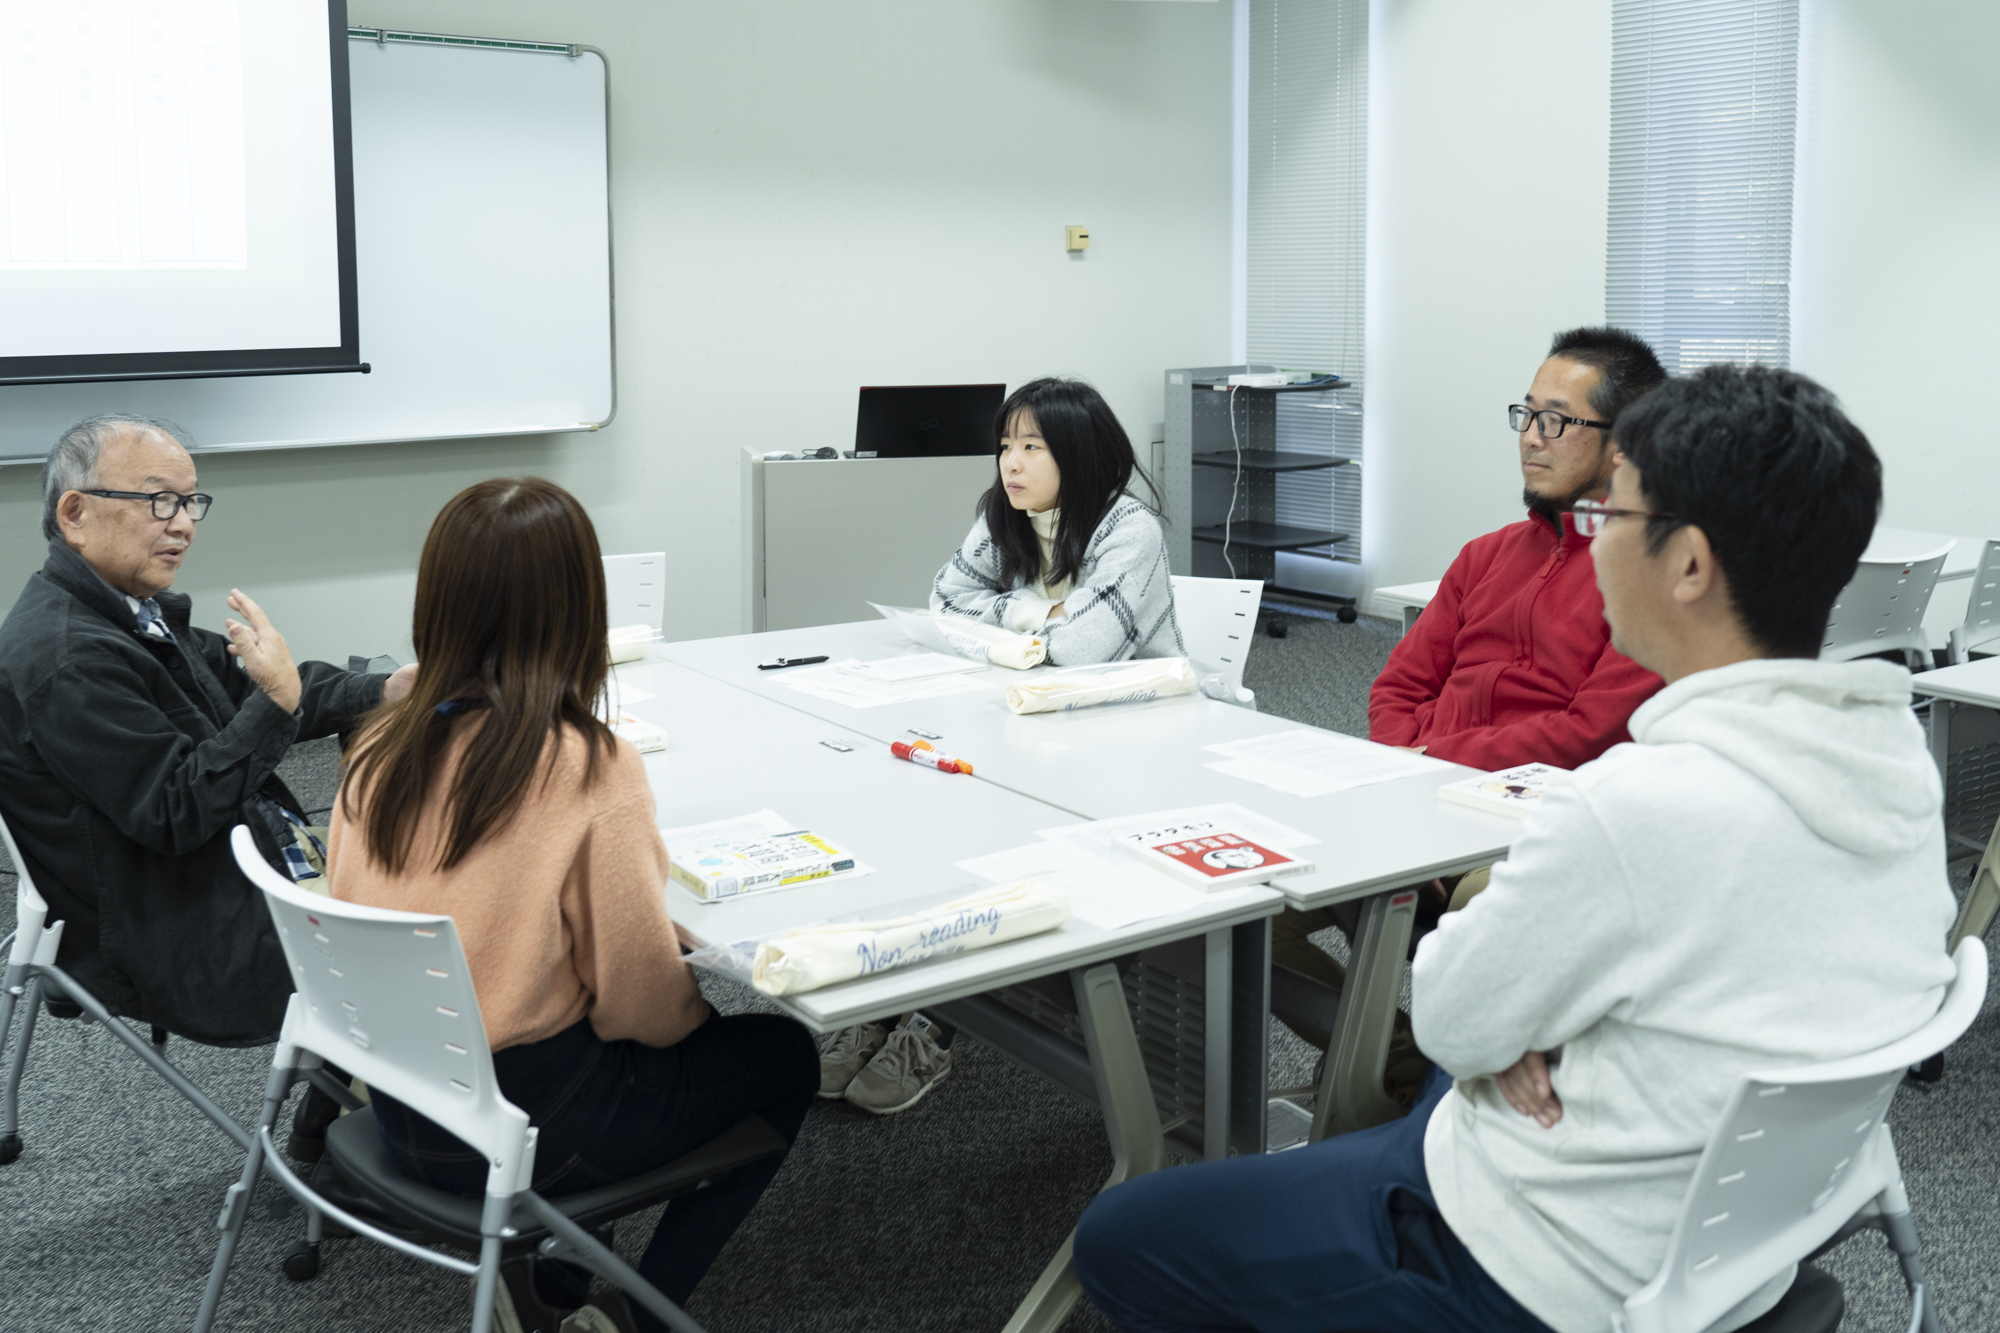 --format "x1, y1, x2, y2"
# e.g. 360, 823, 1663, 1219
854, 384, 1006, 458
